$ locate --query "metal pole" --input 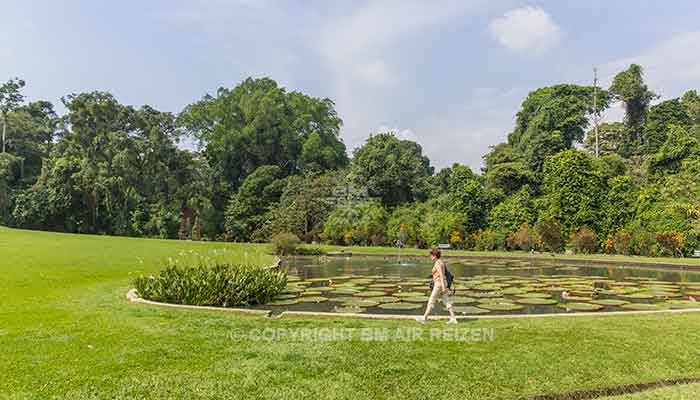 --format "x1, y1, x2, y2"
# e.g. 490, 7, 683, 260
593, 68, 599, 158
